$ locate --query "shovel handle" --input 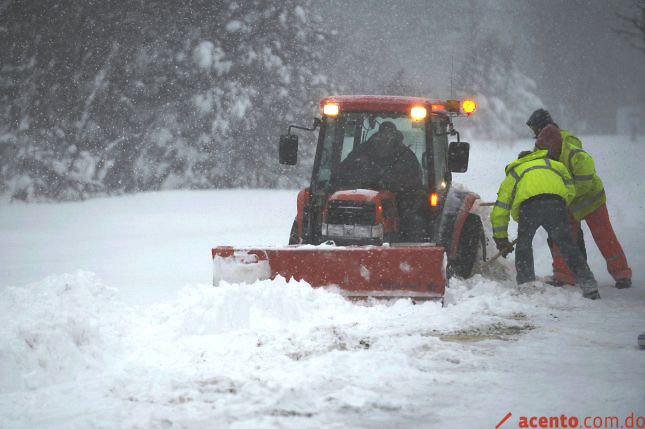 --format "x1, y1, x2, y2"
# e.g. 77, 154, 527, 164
484, 238, 518, 265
